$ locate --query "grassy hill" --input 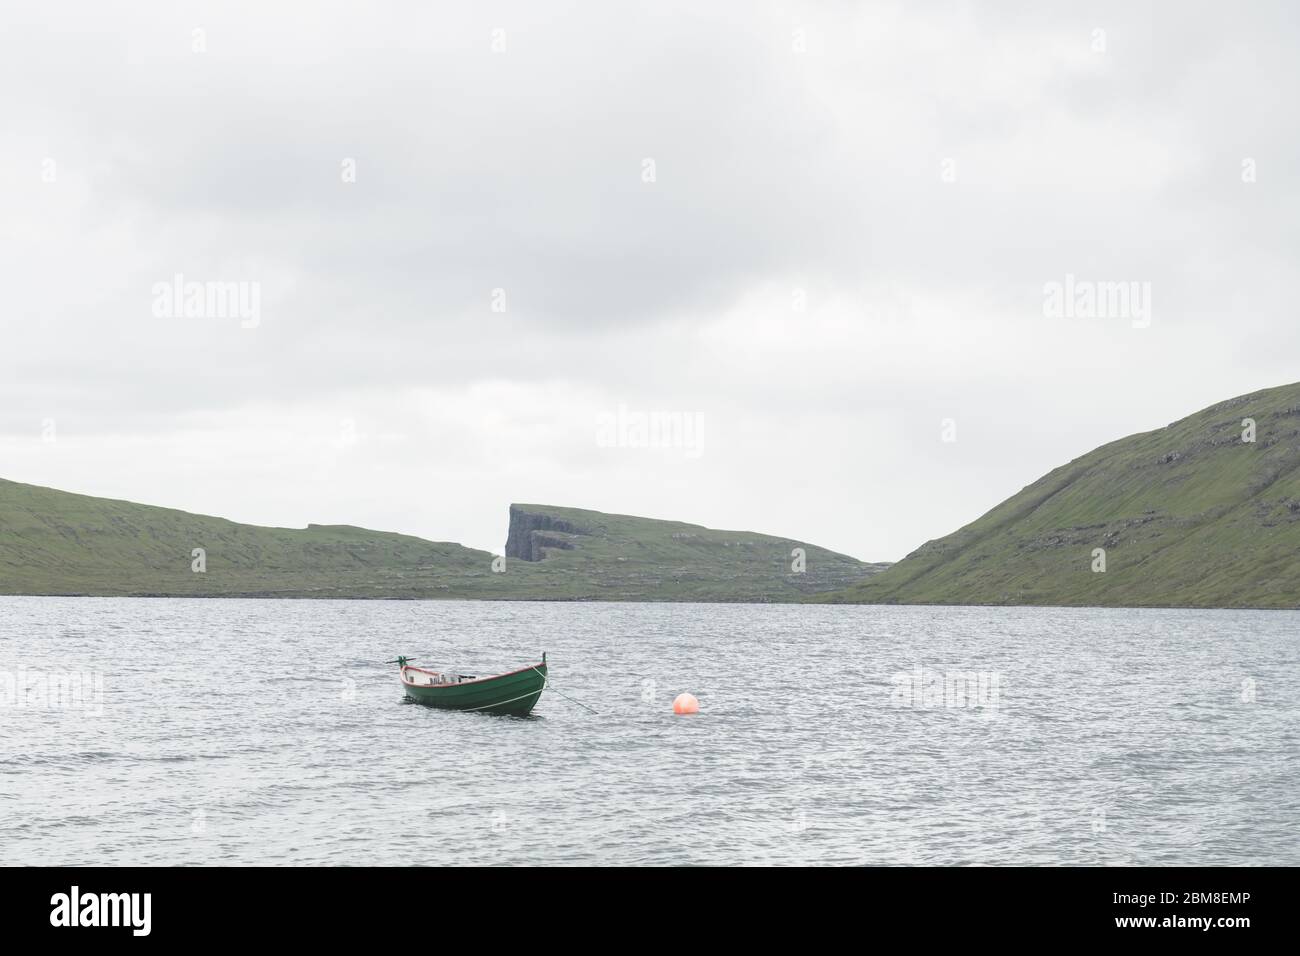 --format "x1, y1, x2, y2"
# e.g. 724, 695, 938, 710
503, 503, 887, 601
0, 479, 883, 601
822, 381, 1300, 608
